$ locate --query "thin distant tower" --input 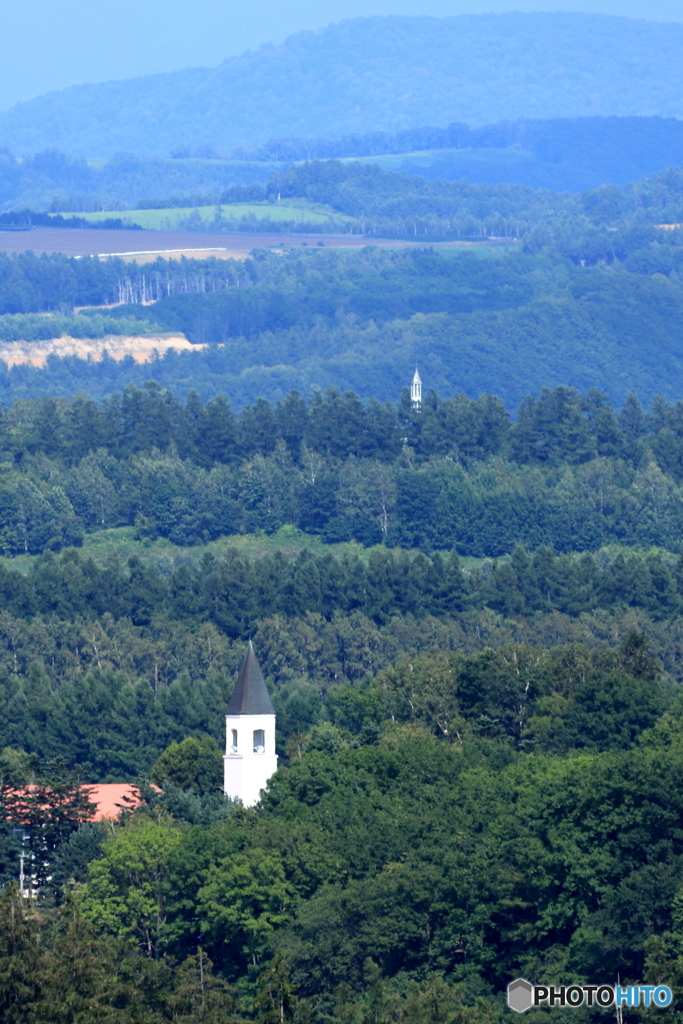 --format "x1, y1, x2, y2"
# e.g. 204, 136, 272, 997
411, 368, 422, 412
